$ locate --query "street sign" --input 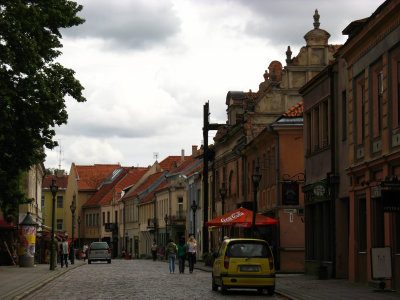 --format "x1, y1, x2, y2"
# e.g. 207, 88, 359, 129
371, 247, 392, 279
